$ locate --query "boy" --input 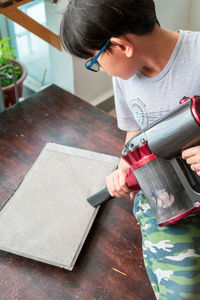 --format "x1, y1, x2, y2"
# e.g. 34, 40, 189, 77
60, 1, 200, 298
